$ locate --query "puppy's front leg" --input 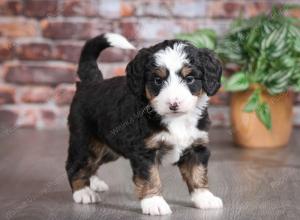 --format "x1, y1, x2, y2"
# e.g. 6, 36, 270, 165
130, 158, 172, 215
177, 146, 223, 209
